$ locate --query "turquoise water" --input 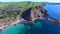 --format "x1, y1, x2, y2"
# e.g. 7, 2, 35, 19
0, 19, 60, 34
0, 20, 42, 34
0, 24, 27, 34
